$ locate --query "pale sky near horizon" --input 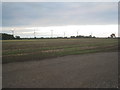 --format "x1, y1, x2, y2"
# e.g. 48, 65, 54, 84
1, 2, 118, 38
